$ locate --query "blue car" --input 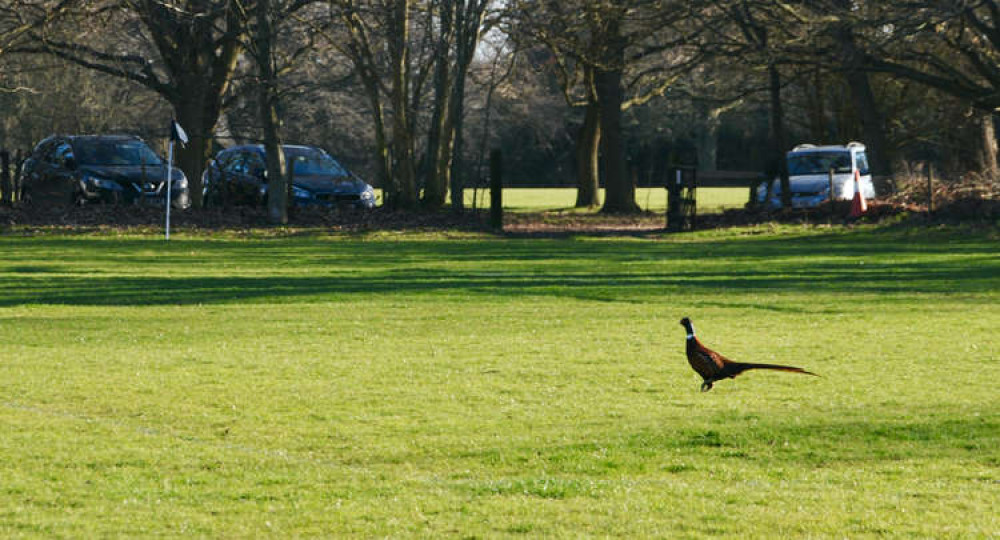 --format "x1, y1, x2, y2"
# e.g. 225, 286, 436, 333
203, 144, 376, 209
